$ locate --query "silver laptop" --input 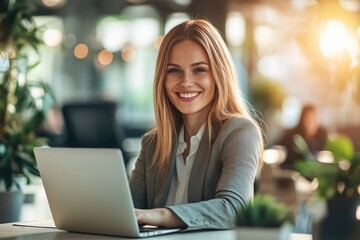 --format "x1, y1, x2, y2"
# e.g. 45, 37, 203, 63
33, 147, 183, 237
